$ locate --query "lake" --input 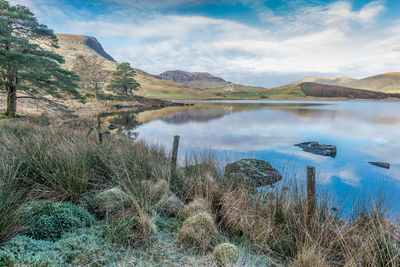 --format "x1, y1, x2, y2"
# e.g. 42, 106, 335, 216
116, 100, 400, 215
